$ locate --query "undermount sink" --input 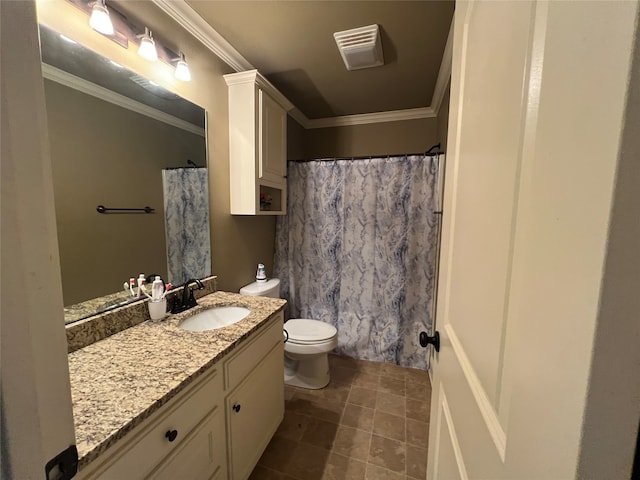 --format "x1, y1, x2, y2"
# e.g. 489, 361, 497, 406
179, 306, 251, 332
